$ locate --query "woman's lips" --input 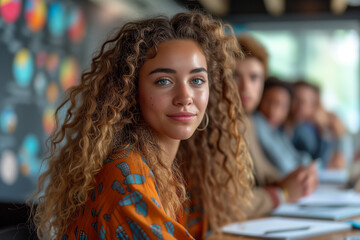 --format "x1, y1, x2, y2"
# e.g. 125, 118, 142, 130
241, 97, 250, 105
167, 112, 196, 122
